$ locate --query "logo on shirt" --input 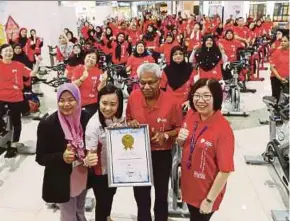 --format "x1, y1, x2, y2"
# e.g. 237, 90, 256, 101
12, 69, 17, 73
194, 171, 206, 179
200, 138, 212, 148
